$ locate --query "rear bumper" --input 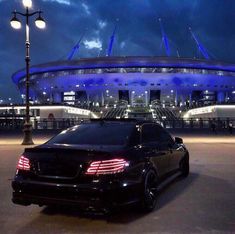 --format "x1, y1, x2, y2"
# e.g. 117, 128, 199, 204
12, 179, 141, 210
